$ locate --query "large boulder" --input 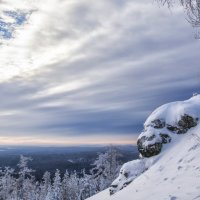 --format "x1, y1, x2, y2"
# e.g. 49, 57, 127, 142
178, 114, 198, 132
137, 128, 163, 158
137, 95, 200, 157
108, 95, 200, 196
165, 114, 198, 134
137, 115, 198, 157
